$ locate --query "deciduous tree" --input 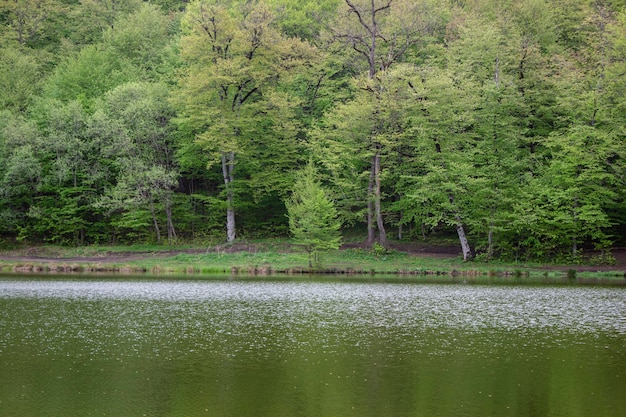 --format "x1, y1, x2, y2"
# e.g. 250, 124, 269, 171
176, 0, 316, 243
